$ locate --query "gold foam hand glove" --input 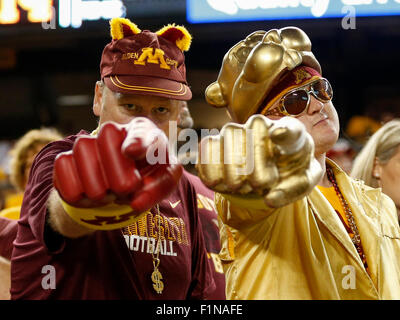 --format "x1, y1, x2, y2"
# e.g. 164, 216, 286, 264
197, 115, 323, 208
